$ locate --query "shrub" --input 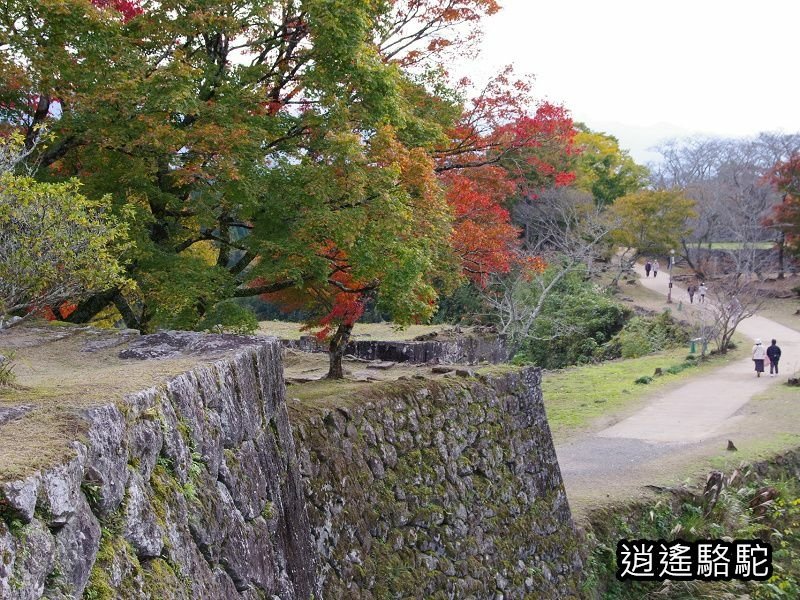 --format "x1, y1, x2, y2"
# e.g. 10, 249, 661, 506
605, 311, 691, 359
197, 300, 258, 334
635, 375, 653, 385
617, 327, 653, 359
0, 170, 130, 324
0, 351, 15, 387
519, 274, 630, 369
664, 361, 697, 375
